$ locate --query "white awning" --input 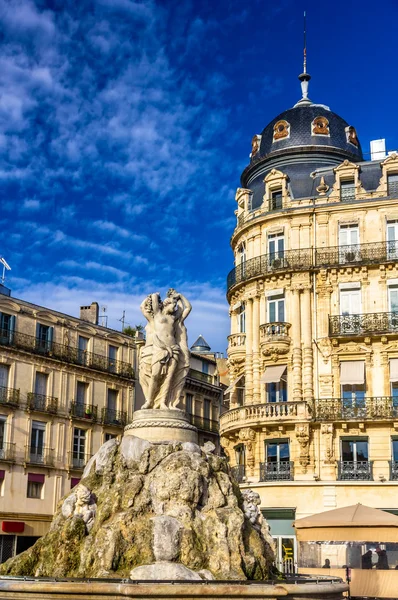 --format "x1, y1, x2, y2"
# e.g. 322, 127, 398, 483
224, 375, 244, 395
390, 359, 398, 382
340, 361, 365, 385
260, 365, 287, 384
